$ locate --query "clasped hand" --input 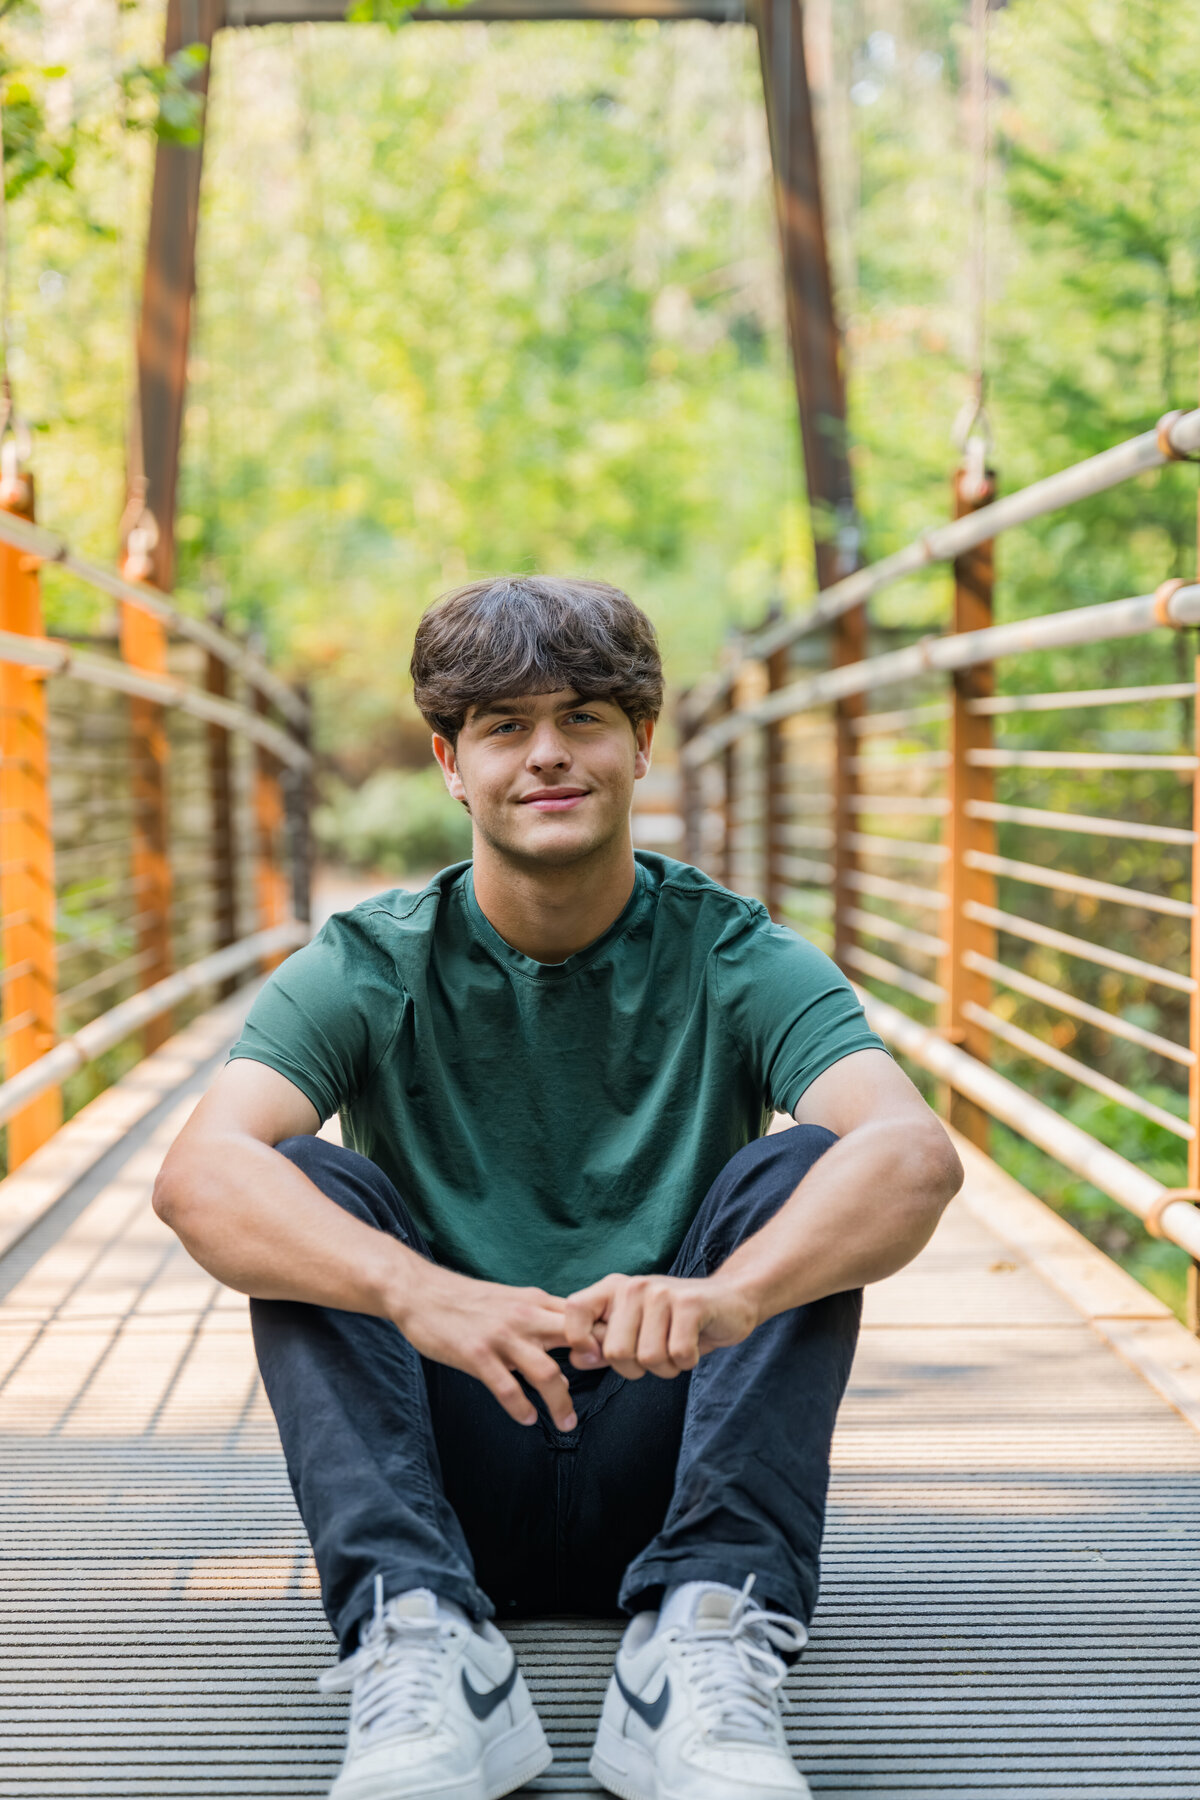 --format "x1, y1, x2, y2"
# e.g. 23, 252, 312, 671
396, 1264, 757, 1435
